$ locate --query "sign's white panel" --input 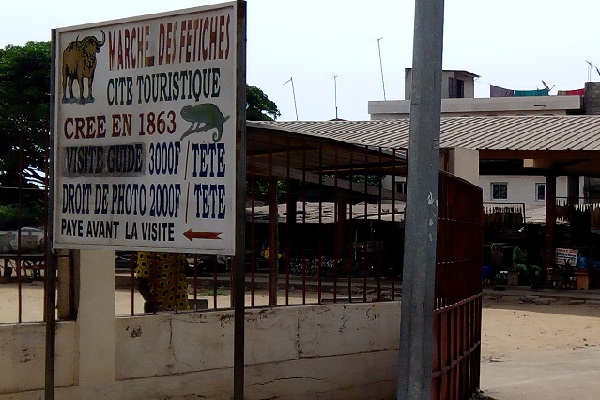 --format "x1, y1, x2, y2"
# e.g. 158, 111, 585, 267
53, 2, 238, 254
